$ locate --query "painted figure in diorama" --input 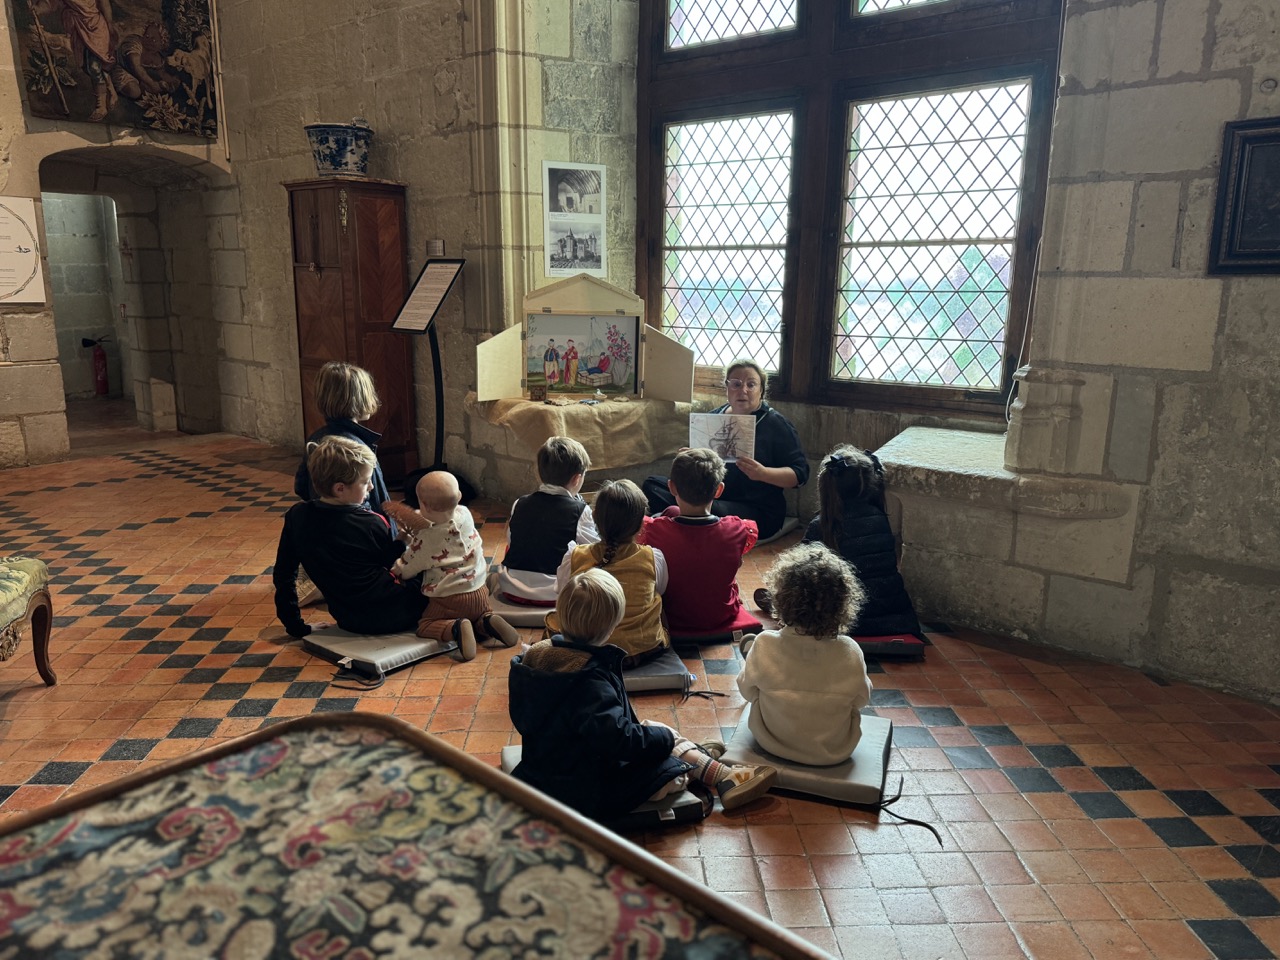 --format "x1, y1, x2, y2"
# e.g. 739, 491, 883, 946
543, 339, 561, 384
563, 339, 580, 387
587, 353, 610, 376
39, 0, 119, 120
